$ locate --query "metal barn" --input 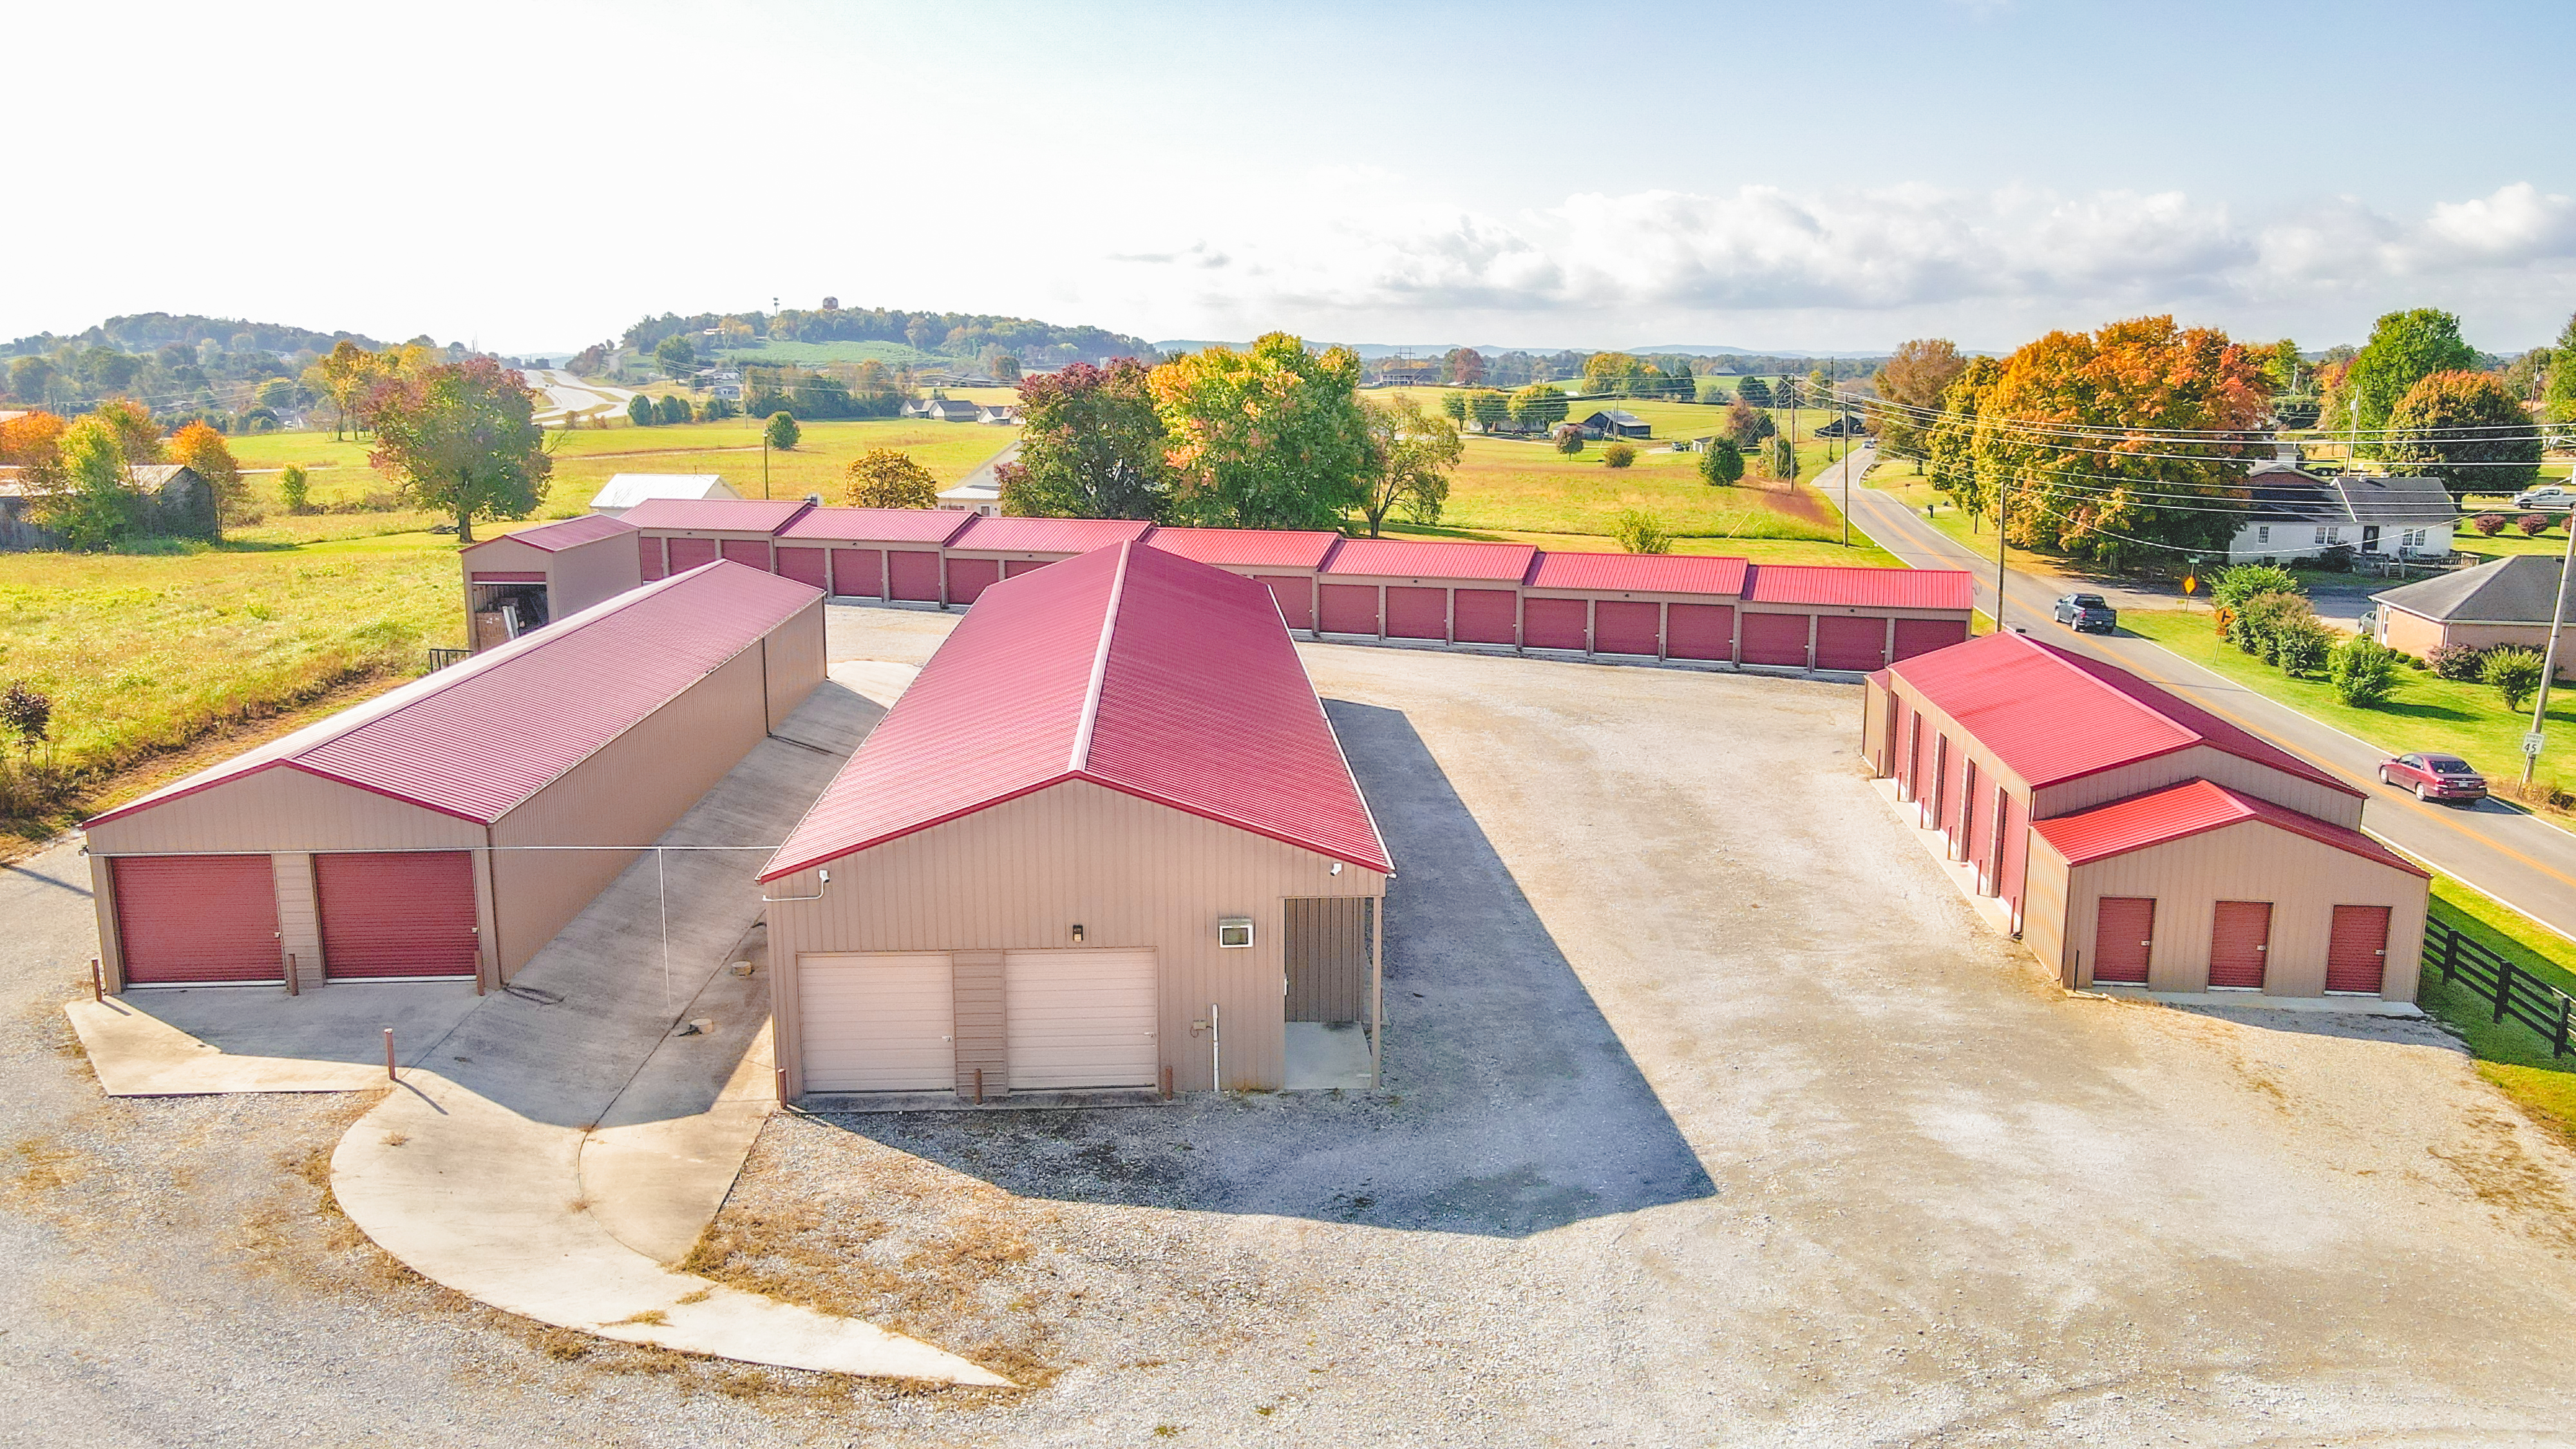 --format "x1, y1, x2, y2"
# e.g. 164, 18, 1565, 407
456, 513, 643, 653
